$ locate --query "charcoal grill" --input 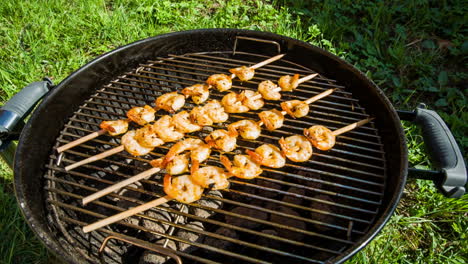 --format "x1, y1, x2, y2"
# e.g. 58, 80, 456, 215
2, 29, 465, 264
